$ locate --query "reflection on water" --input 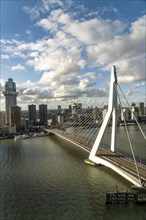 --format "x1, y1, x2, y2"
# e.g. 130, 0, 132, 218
0, 126, 146, 220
